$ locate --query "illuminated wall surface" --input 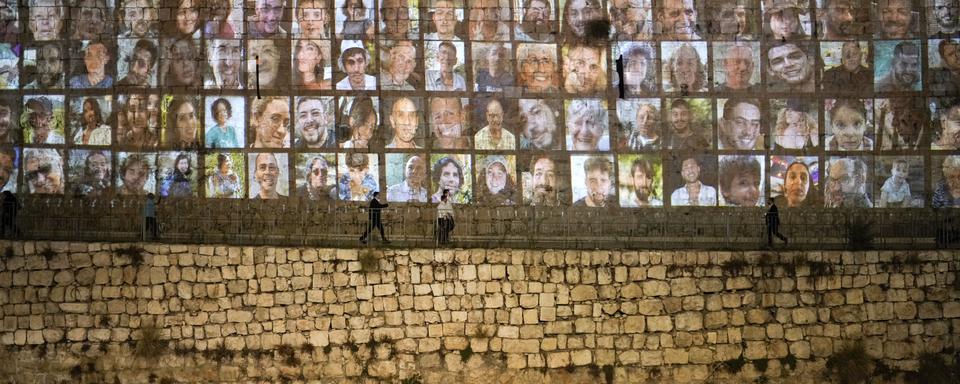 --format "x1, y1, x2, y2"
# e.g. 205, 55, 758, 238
0, 0, 958, 209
